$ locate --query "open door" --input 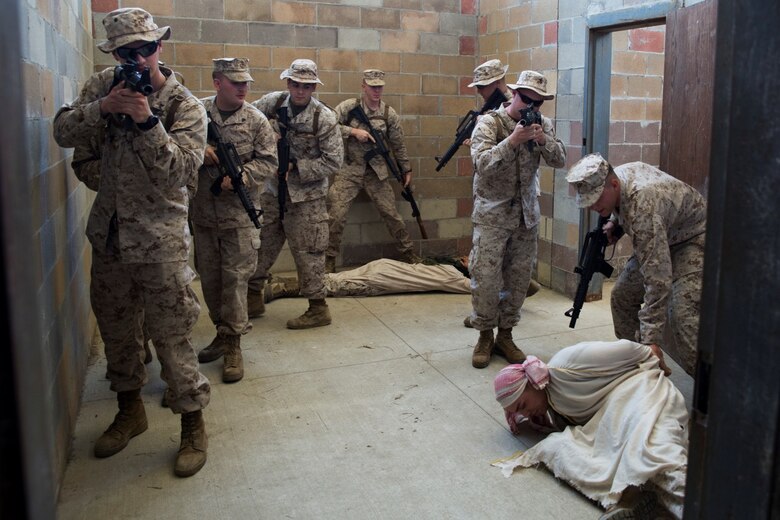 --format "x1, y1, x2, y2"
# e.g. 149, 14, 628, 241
659, 0, 717, 195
